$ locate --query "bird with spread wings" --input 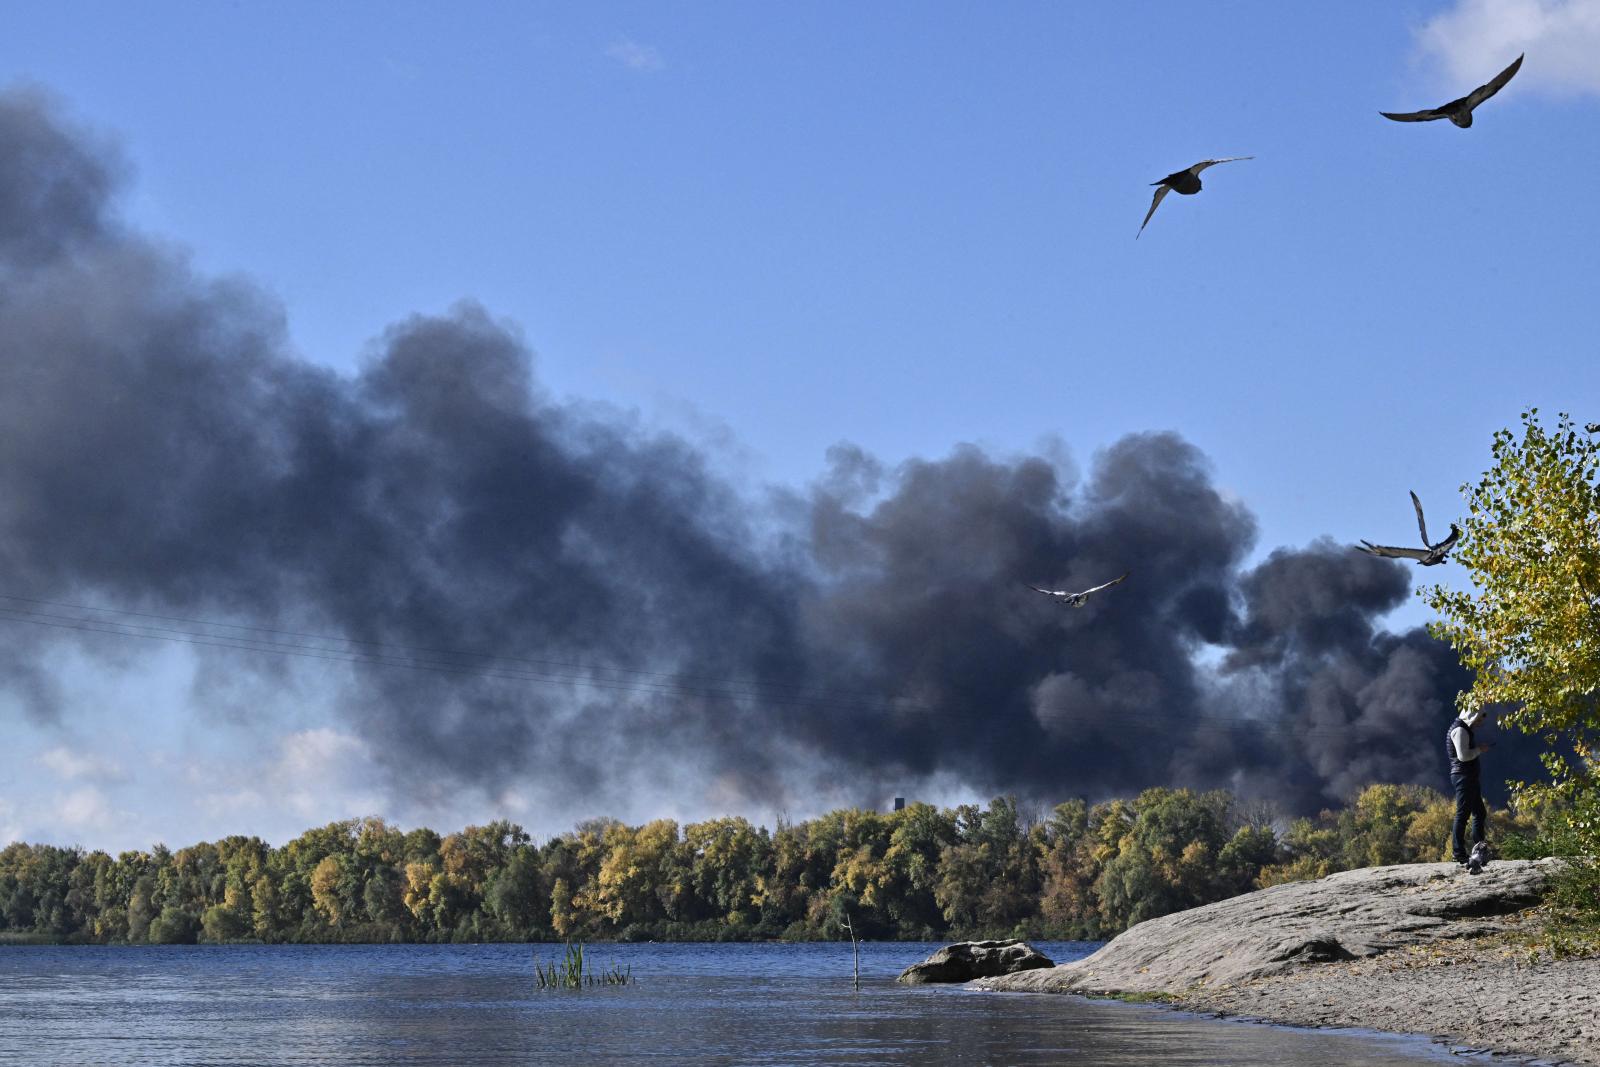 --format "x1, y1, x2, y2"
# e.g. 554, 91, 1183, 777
1138, 157, 1253, 238
1027, 573, 1130, 608
1356, 492, 1460, 566
1381, 54, 1523, 128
